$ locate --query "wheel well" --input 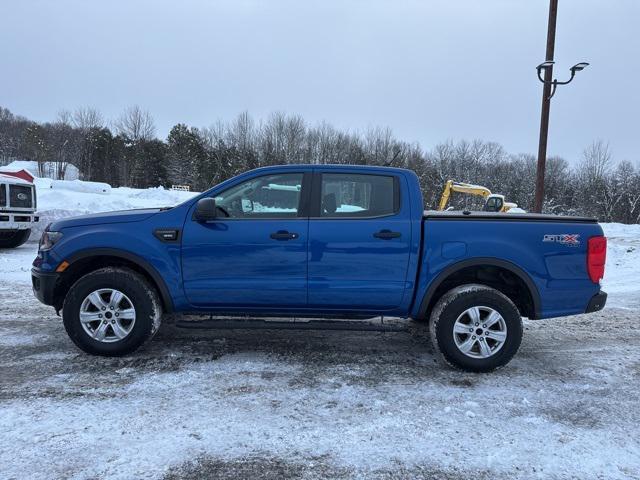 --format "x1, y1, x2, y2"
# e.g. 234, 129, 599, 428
52, 255, 171, 312
422, 265, 537, 320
